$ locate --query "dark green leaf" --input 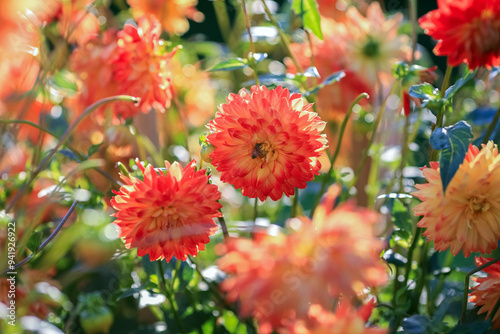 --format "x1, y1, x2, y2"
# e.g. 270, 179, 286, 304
445, 70, 476, 99
117, 287, 146, 300
402, 315, 430, 334
391, 199, 412, 232
178, 263, 195, 290
430, 121, 473, 193
58, 149, 80, 162
27, 230, 43, 253
87, 143, 102, 158
207, 58, 248, 72
449, 321, 491, 334
292, 0, 323, 40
